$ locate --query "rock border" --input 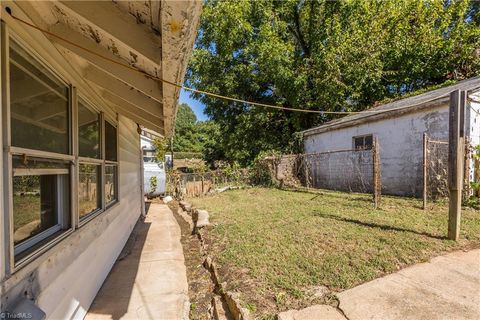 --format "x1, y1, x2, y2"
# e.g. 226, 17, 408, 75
178, 201, 251, 320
